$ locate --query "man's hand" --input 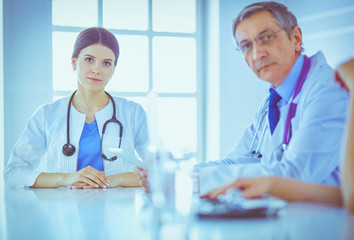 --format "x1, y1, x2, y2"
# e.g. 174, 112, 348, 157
201, 177, 274, 200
